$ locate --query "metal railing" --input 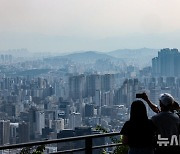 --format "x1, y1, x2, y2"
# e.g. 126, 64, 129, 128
0, 132, 122, 154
